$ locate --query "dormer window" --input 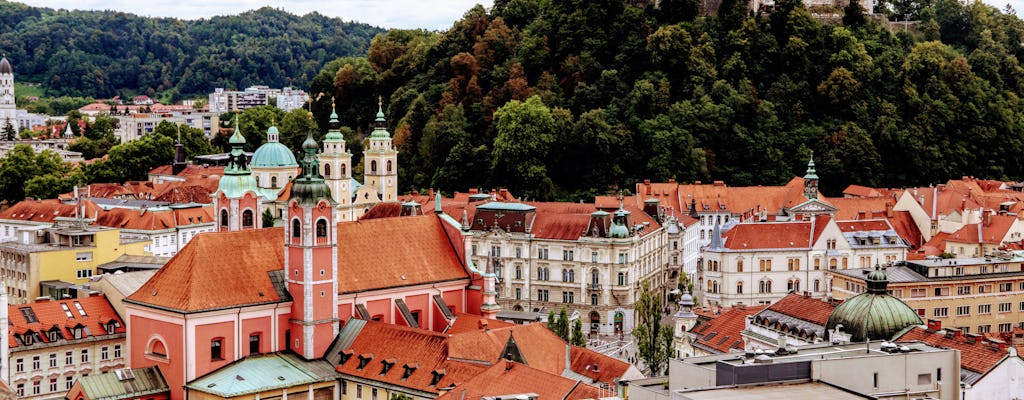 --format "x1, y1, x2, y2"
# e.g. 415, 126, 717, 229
357, 354, 374, 370
429, 369, 446, 386
402, 363, 418, 380
380, 358, 396, 375
105, 321, 118, 335
338, 350, 354, 365
20, 332, 34, 346
47, 329, 59, 342
71, 326, 84, 340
